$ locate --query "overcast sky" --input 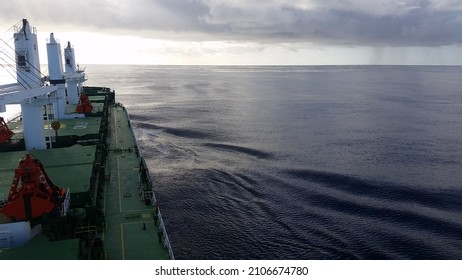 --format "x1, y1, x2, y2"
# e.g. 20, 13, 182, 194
1, 0, 462, 65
